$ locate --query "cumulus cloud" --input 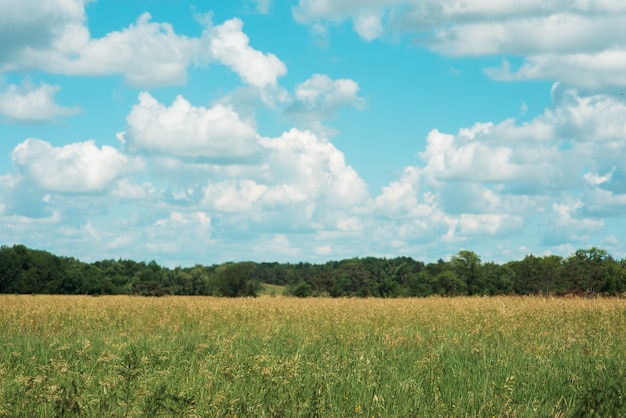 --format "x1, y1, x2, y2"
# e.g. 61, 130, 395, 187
203, 181, 255, 213
62, 13, 201, 87
285, 74, 364, 134
11, 138, 144, 193
418, 126, 569, 190
0, 0, 87, 63
259, 129, 369, 208
456, 214, 523, 237
549, 86, 626, 142
109, 179, 155, 200
1, 8, 200, 88
5, 82, 626, 263
125, 92, 261, 162
207, 18, 287, 88
1, 4, 287, 88
543, 201, 604, 245
422, 13, 626, 56
353, 12, 384, 41
190, 128, 369, 235
290, 74, 364, 116
293, 0, 626, 88
120, 87, 369, 232
485, 51, 626, 89
371, 87, 626, 247
413, 87, 626, 196
0, 81, 79, 124
252, 234, 300, 259
123, 94, 369, 217
375, 166, 435, 219
154, 211, 211, 231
